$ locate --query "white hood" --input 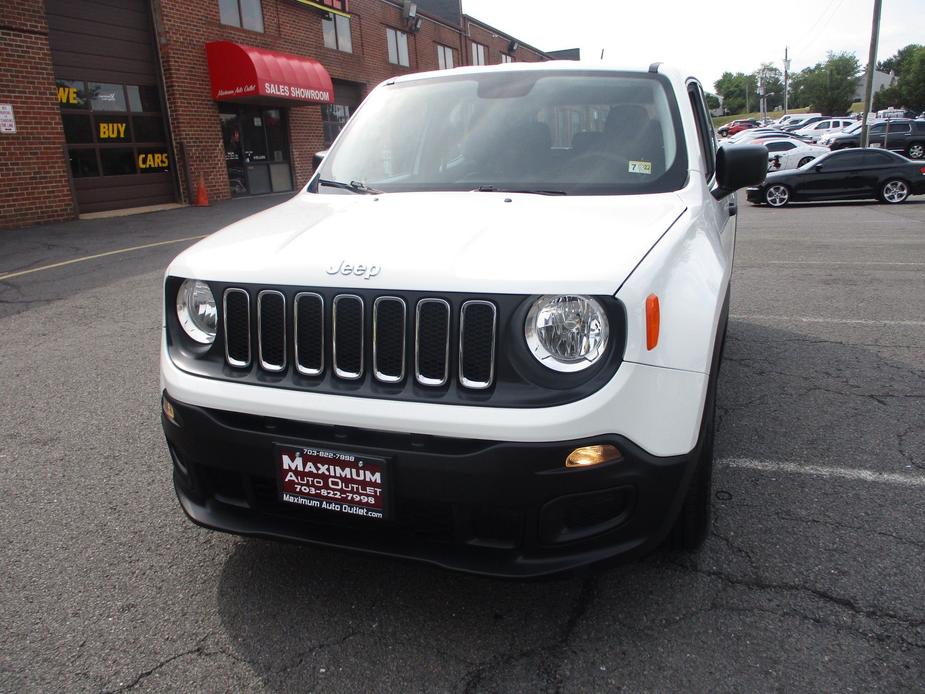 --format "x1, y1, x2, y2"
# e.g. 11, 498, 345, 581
169, 191, 686, 295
